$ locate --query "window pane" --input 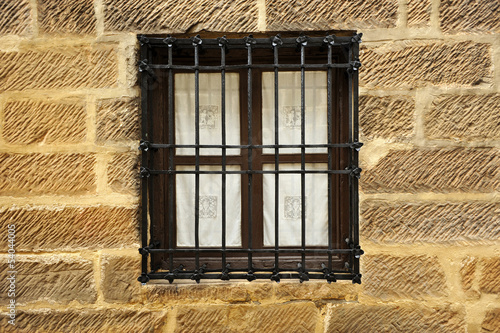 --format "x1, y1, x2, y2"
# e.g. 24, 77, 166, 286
262, 163, 328, 246
176, 165, 241, 247
262, 71, 328, 154
175, 73, 240, 155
